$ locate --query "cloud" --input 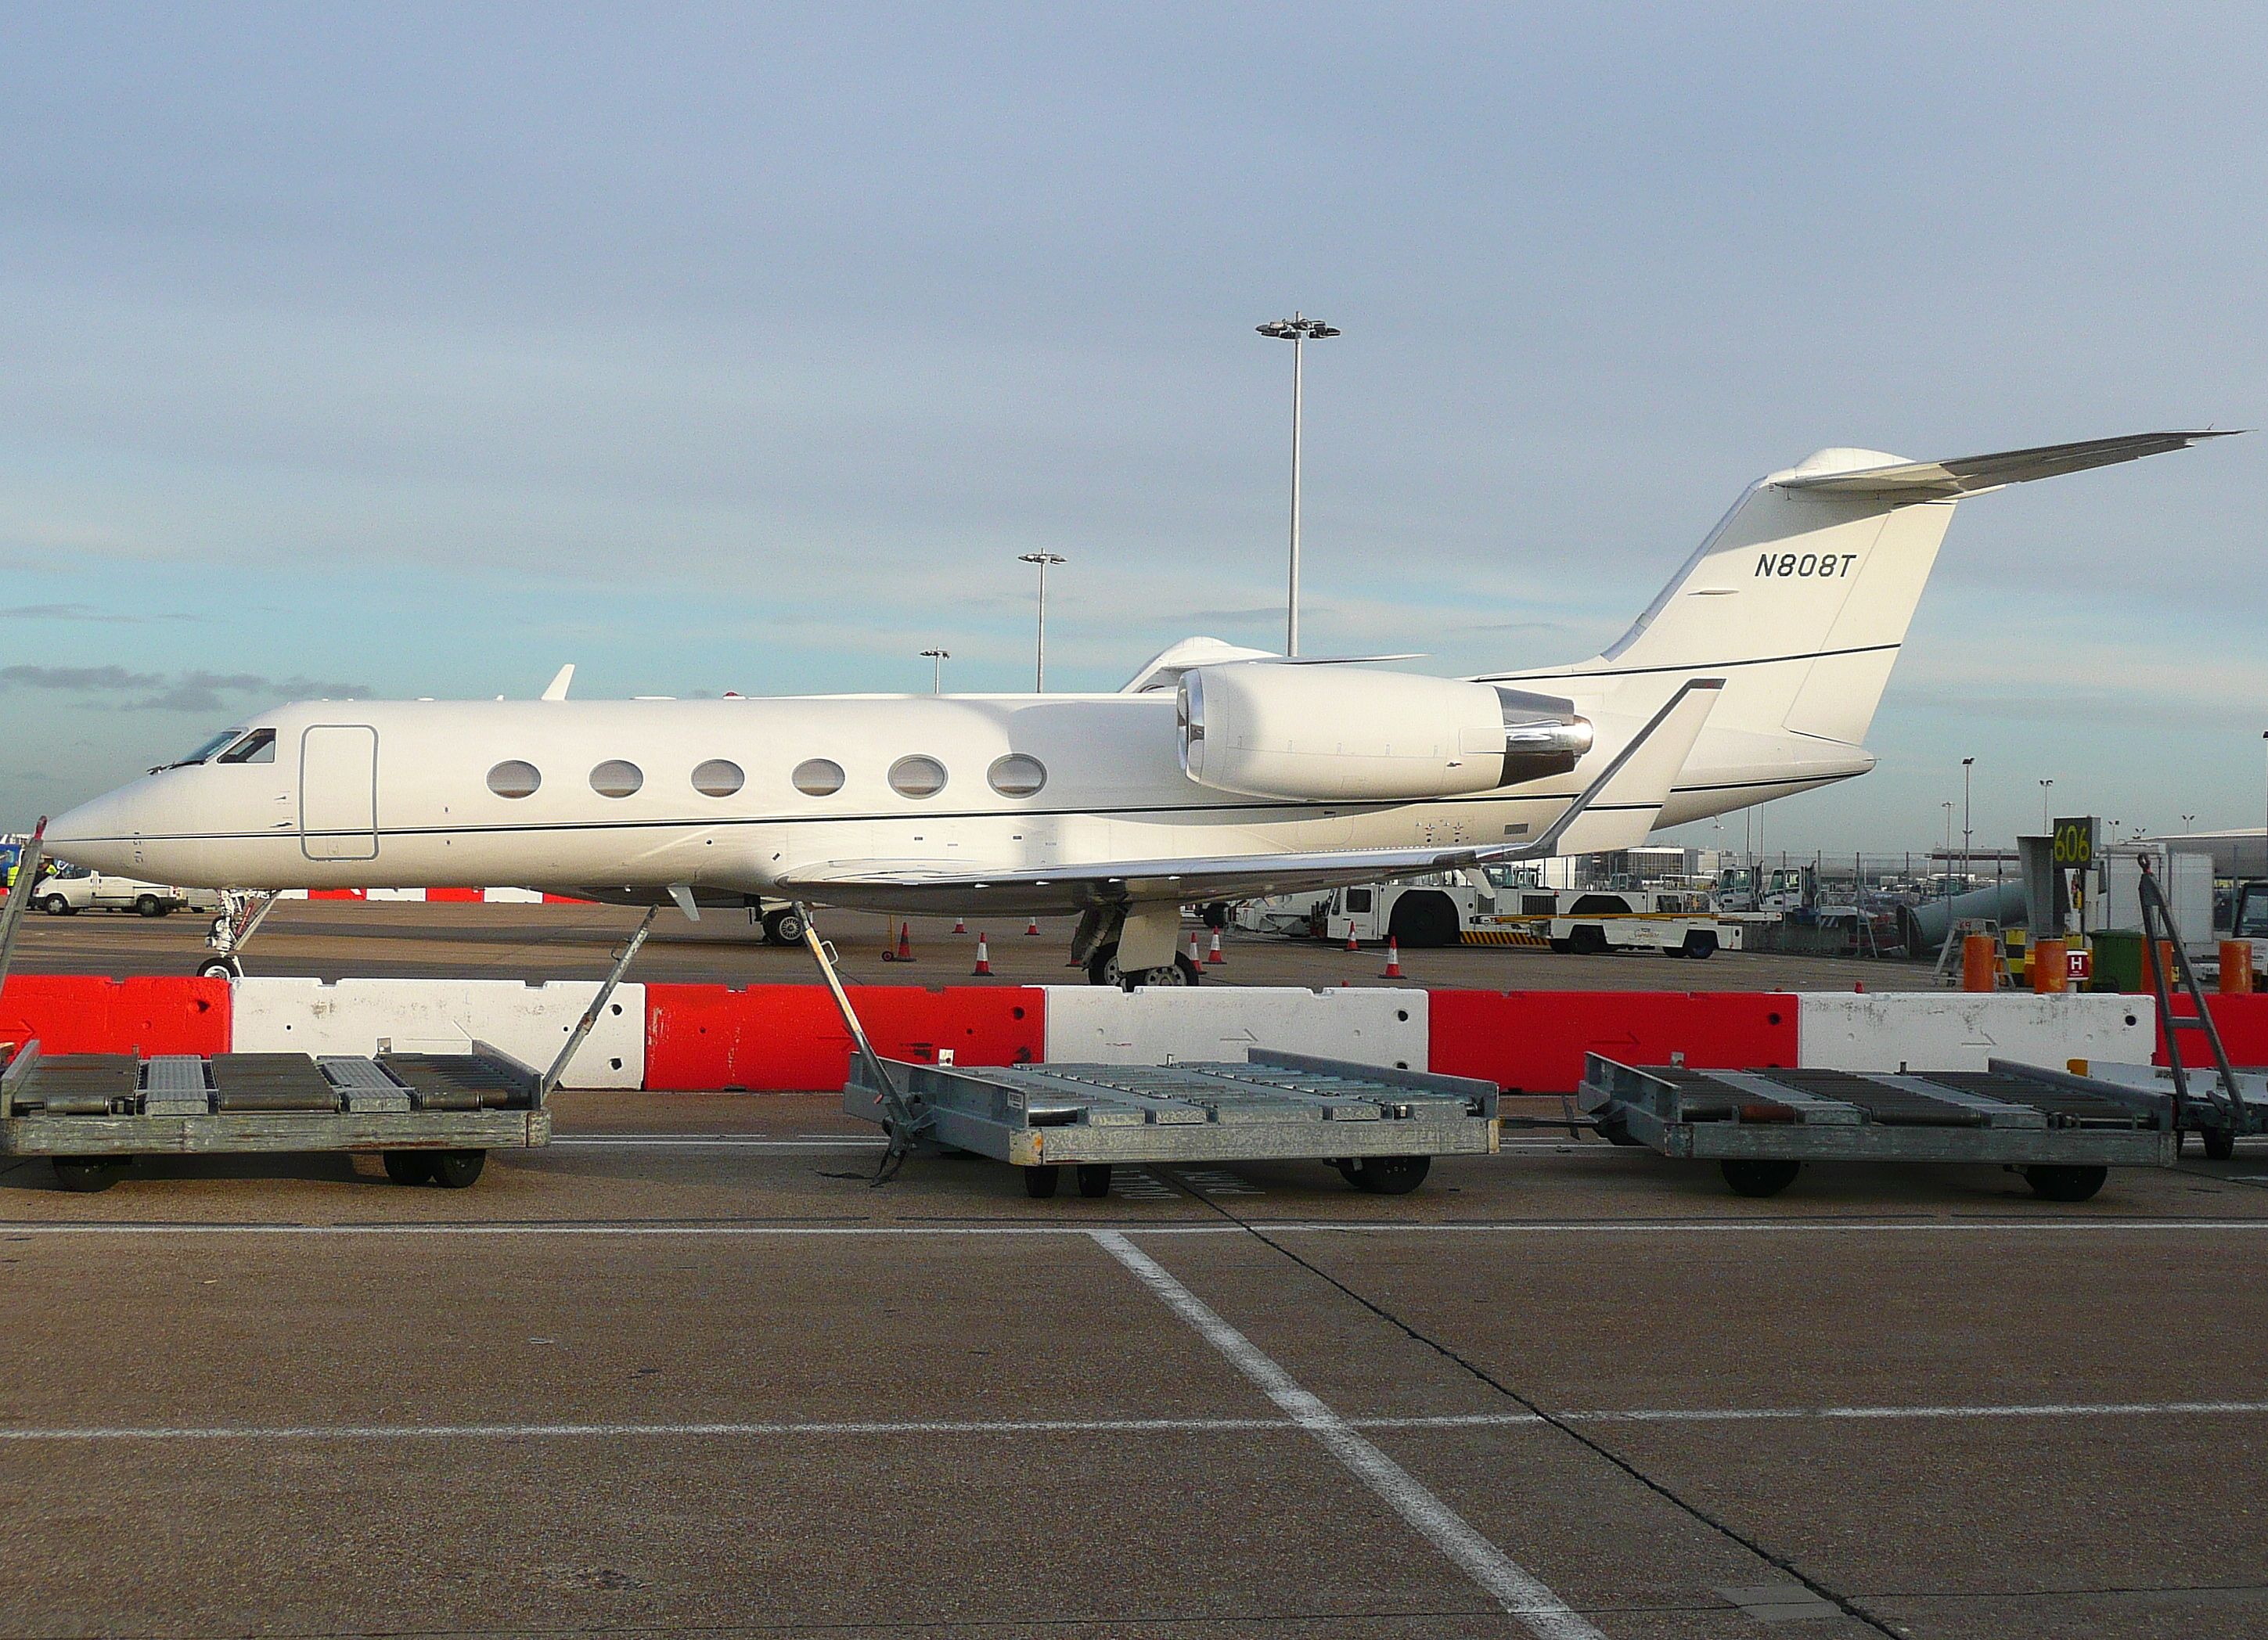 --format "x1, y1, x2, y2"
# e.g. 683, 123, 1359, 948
0, 665, 369, 712
0, 603, 193, 624
0, 664, 164, 691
